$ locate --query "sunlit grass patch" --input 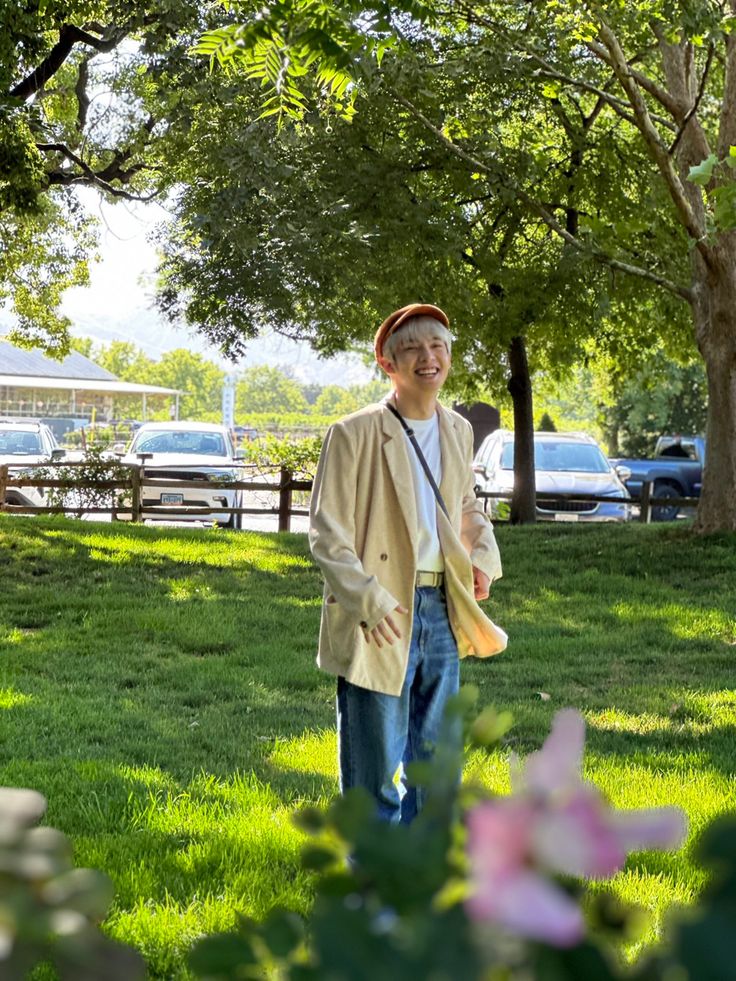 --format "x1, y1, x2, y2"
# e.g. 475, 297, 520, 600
69, 767, 315, 978
269, 729, 338, 779
588, 706, 701, 736
0, 686, 31, 709
167, 577, 217, 601
464, 749, 512, 795
590, 867, 700, 962
611, 599, 734, 641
